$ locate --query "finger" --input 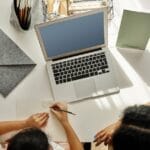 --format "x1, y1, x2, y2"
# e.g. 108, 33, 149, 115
51, 102, 67, 110
42, 119, 49, 128
104, 136, 111, 146
33, 113, 48, 122
50, 105, 60, 111
51, 109, 61, 121
38, 113, 49, 121
94, 139, 102, 146
99, 134, 109, 144
95, 130, 105, 138
38, 115, 49, 126
33, 113, 44, 118
95, 134, 108, 147
94, 131, 106, 142
34, 115, 49, 128
38, 112, 48, 116
51, 108, 59, 116
95, 139, 103, 147
51, 102, 63, 109
95, 138, 102, 147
